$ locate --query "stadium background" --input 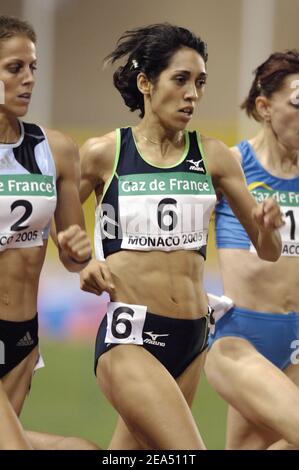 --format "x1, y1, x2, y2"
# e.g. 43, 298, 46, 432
2, 0, 298, 449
